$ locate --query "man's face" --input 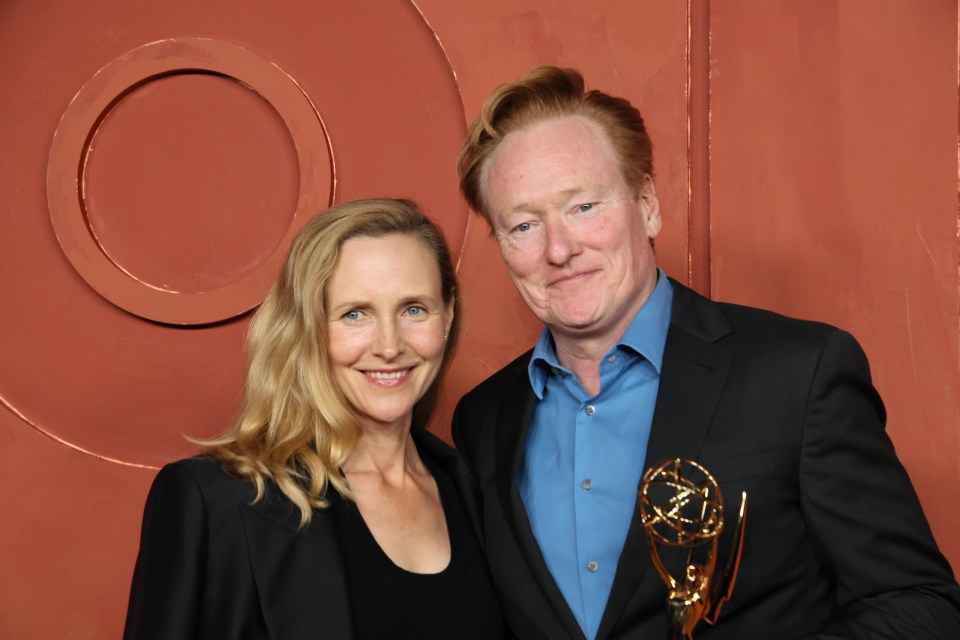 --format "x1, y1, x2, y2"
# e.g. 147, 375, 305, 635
483, 115, 661, 344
